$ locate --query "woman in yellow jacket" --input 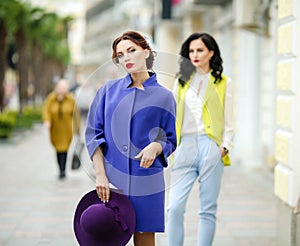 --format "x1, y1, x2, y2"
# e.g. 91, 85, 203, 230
43, 79, 80, 179
167, 33, 234, 246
